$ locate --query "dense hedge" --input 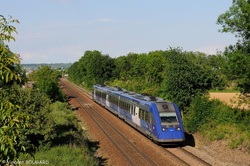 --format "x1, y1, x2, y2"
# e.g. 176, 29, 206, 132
184, 96, 250, 151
